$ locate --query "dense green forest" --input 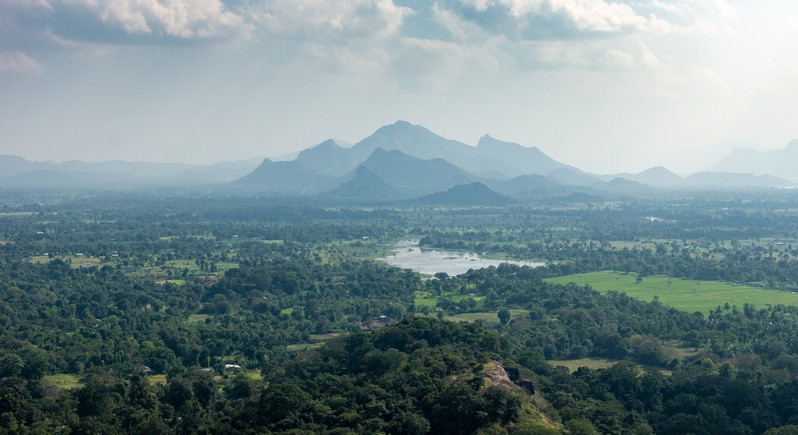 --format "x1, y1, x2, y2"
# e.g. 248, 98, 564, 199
2, 192, 798, 433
